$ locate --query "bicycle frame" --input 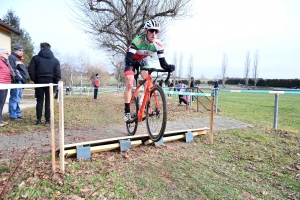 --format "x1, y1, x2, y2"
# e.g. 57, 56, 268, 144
132, 73, 158, 122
